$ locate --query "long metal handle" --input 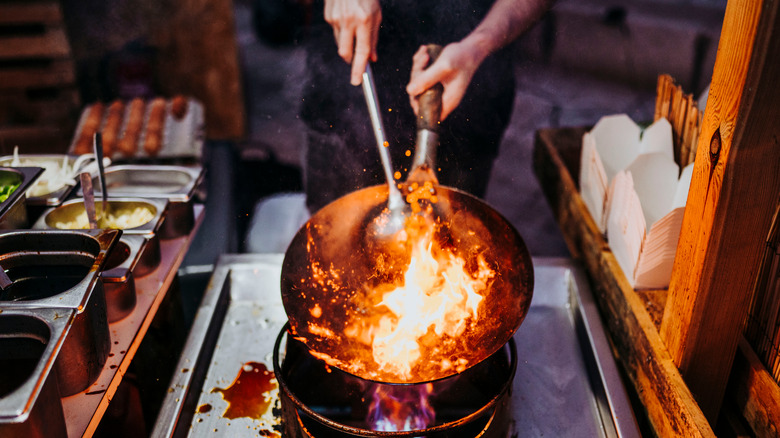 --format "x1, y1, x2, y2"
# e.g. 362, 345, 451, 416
93, 132, 108, 212
362, 64, 404, 209
80, 172, 98, 229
